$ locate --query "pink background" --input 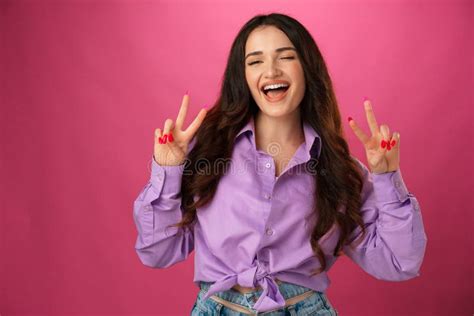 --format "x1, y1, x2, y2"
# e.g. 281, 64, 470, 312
1, 1, 472, 315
